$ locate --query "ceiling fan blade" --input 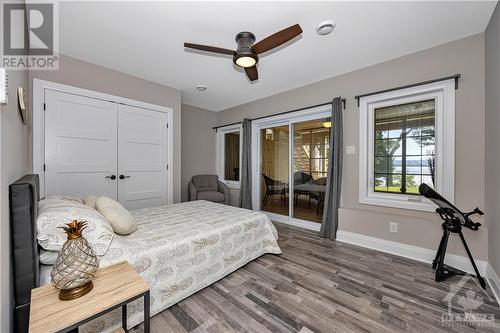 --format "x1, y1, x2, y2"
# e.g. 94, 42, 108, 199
245, 66, 258, 81
252, 24, 303, 54
184, 43, 235, 55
